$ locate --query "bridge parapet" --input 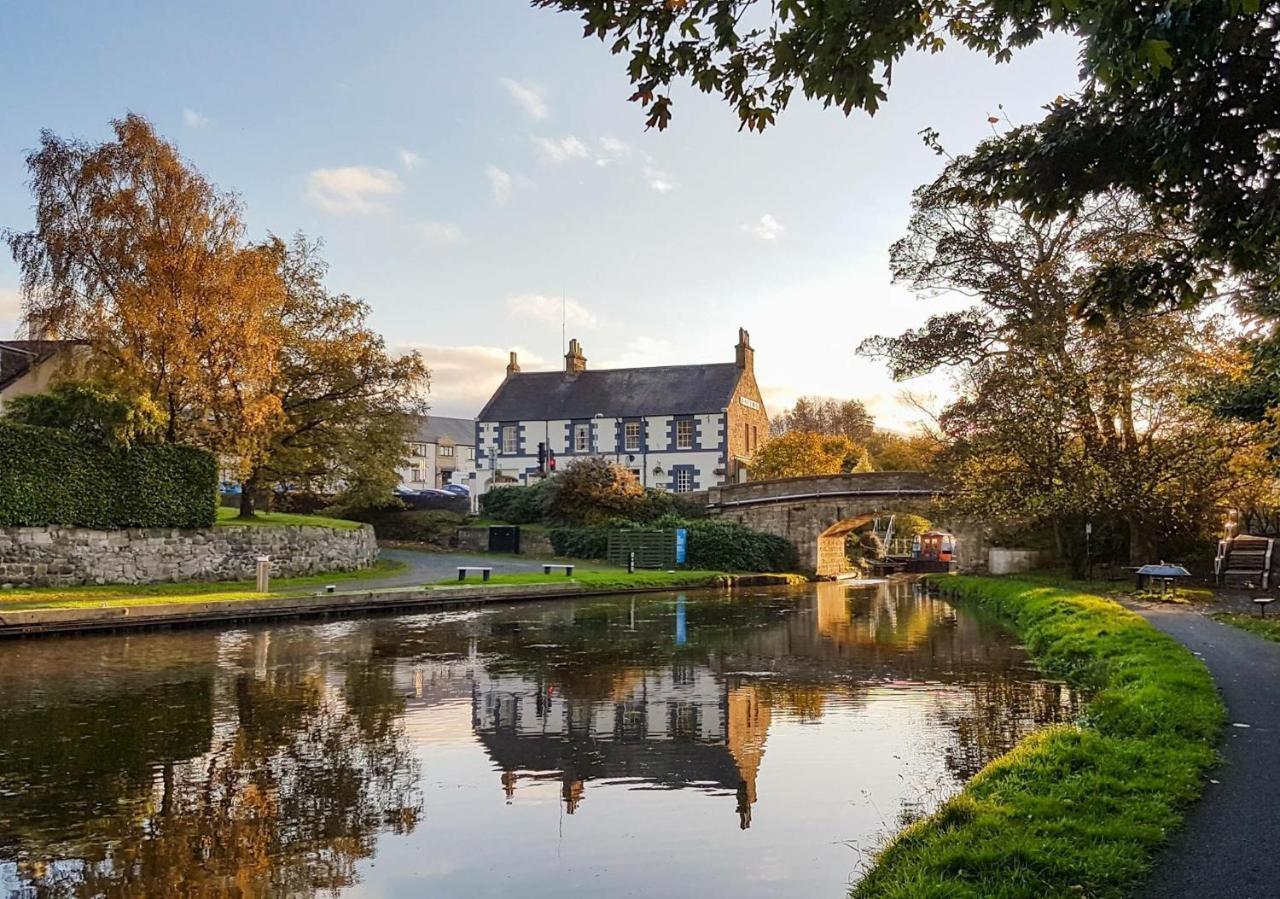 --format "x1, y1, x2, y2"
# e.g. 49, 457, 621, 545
707, 471, 946, 508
